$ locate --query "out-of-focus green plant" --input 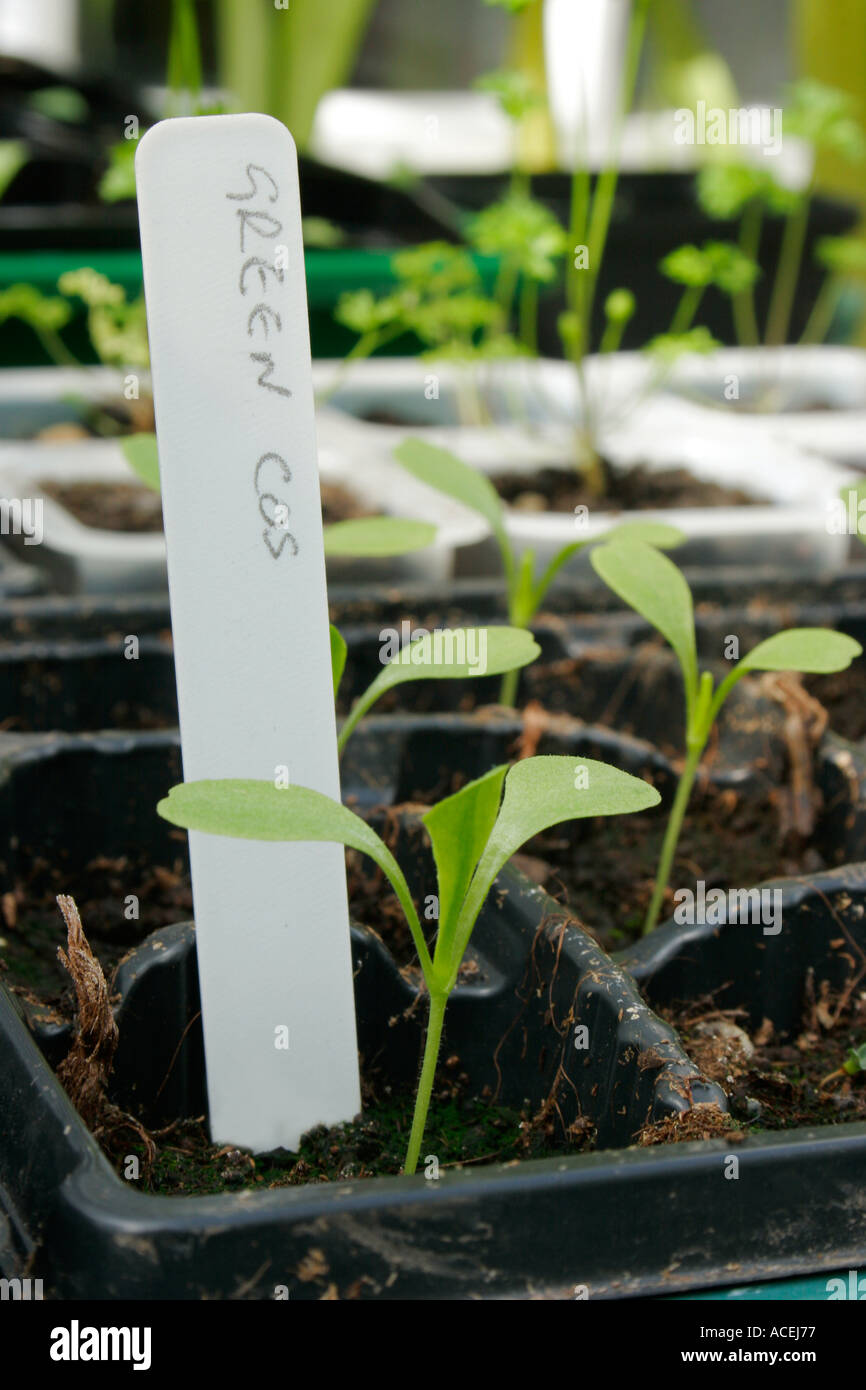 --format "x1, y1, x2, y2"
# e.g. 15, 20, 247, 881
651, 240, 759, 352
0, 270, 148, 371
802, 235, 866, 344
559, 0, 653, 494
215, 0, 377, 151
0, 141, 26, 201
468, 194, 568, 353
333, 242, 519, 423
0, 284, 75, 366
57, 270, 149, 370
696, 81, 866, 347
